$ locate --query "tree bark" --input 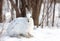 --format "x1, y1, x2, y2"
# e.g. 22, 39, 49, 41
21, 0, 26, 17
32, 0, 42, 27
0, 0, 3, 22
11, 6, 14, 20
16, 0, 18, 7
52, 0, 56, 26
10, 0, 21, 18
